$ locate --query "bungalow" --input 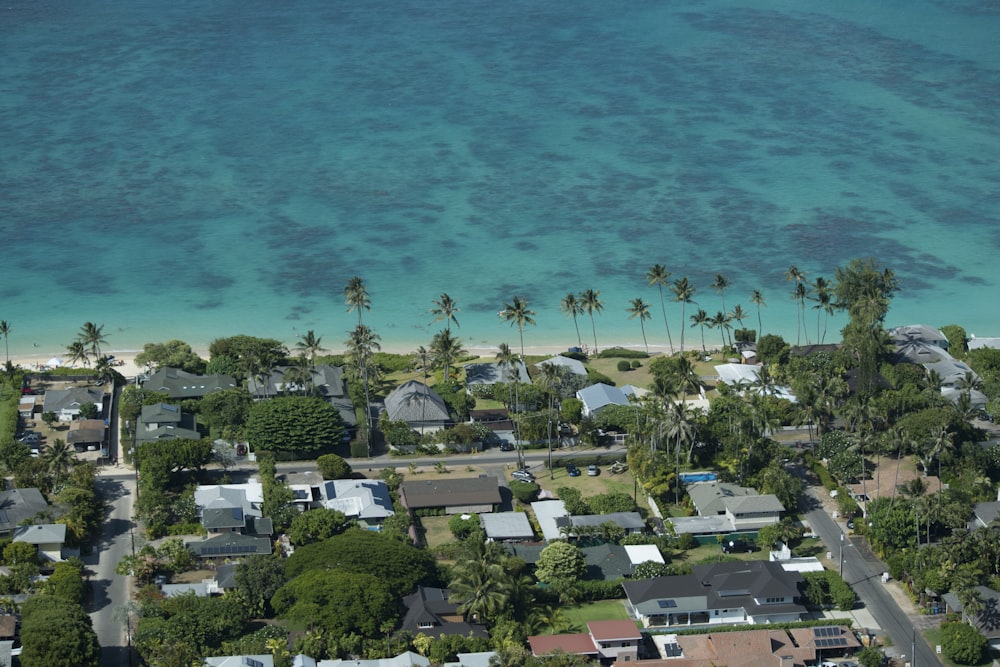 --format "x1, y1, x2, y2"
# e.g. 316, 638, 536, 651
535, 355, 588, 377
529, 620, 641, 661
137, 403, 202, 442
622, 561, 805, 628
888, 324, 950, 350
682, 481, 783, 532
969, 497, 1000, 530
576, 383, 630, 418
561, 512, 646, 538
0, 488, 50, 536
943, 586, 1000, 651
480, 512, 534, 542
504, 543, 634, 582
442, 653, 499, 667
13, 523, 67, 562
42, 386, 104, 421
187, 532, 272, 559
67, 419, 106, 450
247, 364, 357, 428
143, 367, 237, 400
298, 652, 429, 667
194, 482, 269, 536
384, 380, 450, 433
399, 586, 488, 639
464, 360, 529, 391
399, 477, 501, 515
204, 655, 274, 667
314, 479, 394, 529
